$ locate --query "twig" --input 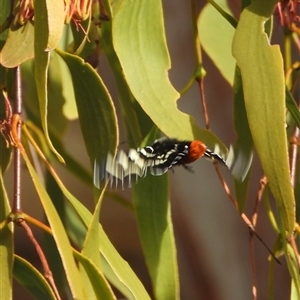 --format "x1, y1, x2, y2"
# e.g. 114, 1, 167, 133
197, 78, 210, 130
247, 176, 268, 300
249, 231, 257, 300
190, 0, 209, 130
288, 112, 300, 270
12, 66, 22, 213
18, 218, 61, 300
214, 164, 281, 264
